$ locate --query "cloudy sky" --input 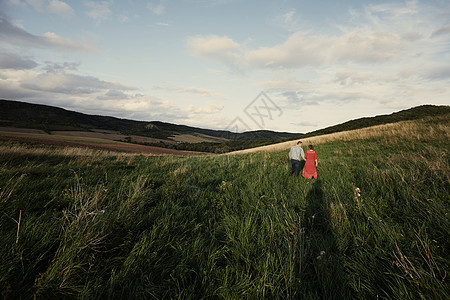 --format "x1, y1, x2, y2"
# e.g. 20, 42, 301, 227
0, 0, 449, 133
